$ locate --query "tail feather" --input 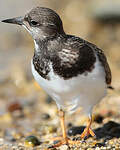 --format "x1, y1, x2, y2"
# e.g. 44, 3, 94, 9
107, 85, 114, 90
